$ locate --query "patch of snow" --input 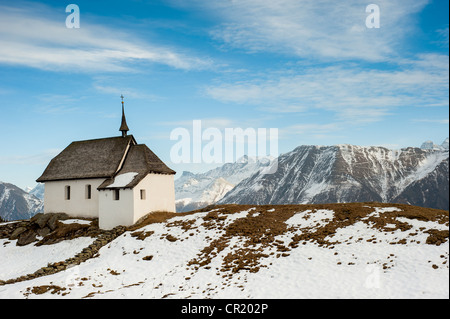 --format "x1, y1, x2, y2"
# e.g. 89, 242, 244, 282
175, 198, 192, 205
367, 207, 402, 218
60, 219, 92, 225
0, 237, 95, 280
286, 209, 334, 228
107, 172, 139, 188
